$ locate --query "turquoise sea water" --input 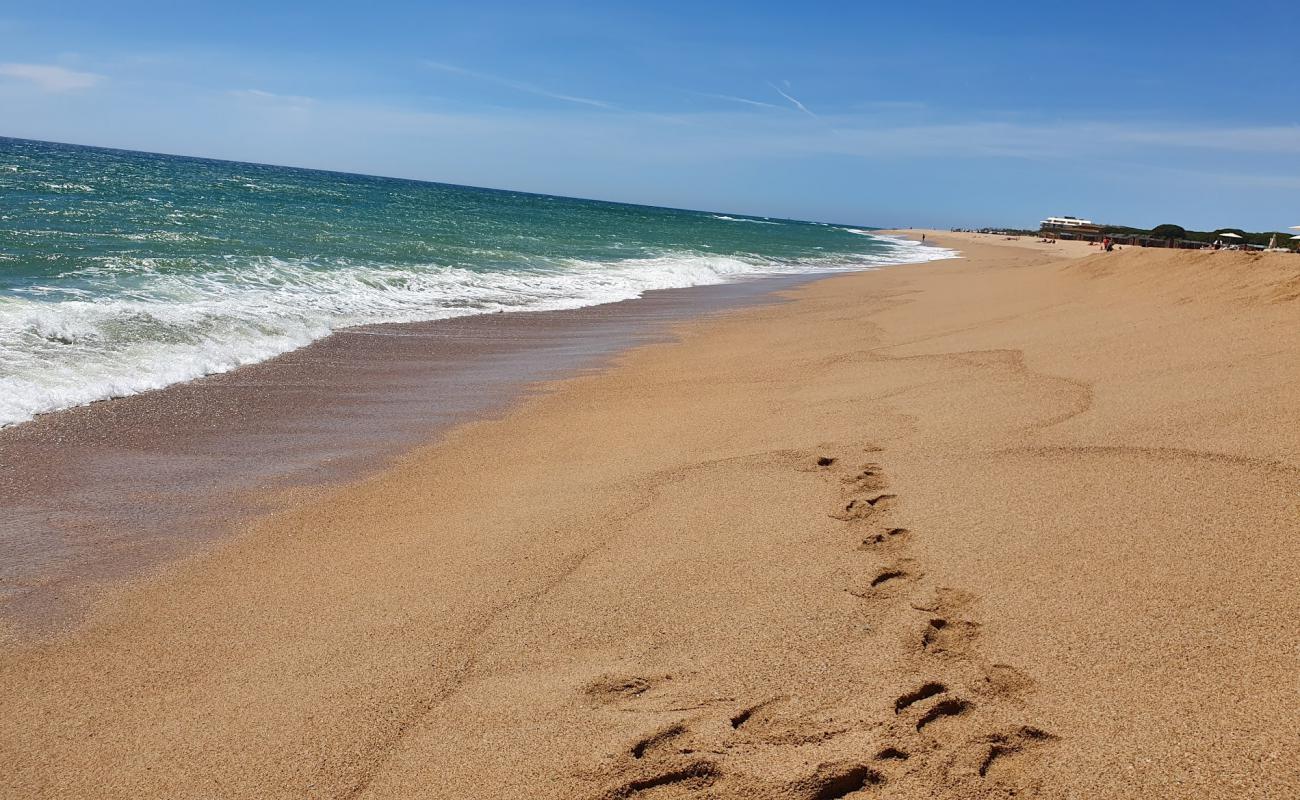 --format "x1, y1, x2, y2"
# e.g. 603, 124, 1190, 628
0, 137, 950, 428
